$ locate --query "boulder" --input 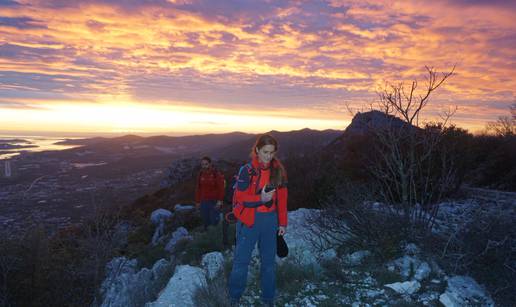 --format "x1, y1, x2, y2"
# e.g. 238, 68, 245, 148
100, 257, 173, 307
150, 209, 173, 246
387, 255, 421, 280
384, 280, 421, 295
201, 251, 225, 279
439, 276, 494, 307
414, 261, 431, 281
150, 209, 173, 225
145, 265, 207, 307
165, 226, 192, 253
151, 222, 166, 246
